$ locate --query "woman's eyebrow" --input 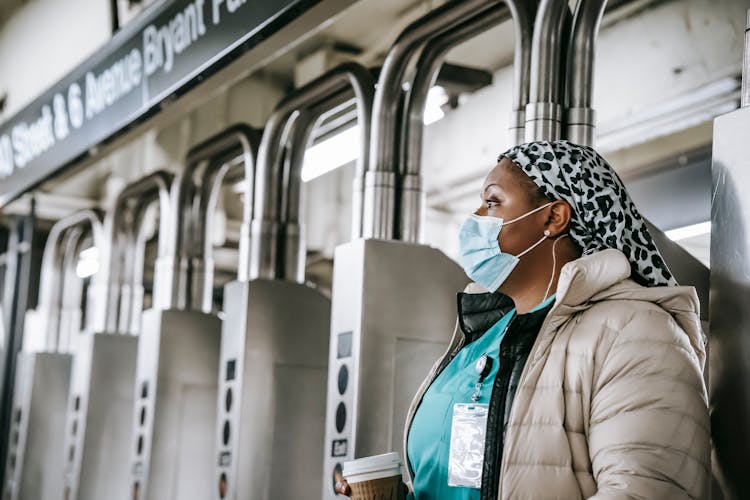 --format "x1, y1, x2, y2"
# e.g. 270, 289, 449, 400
483, 183, 501, 194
